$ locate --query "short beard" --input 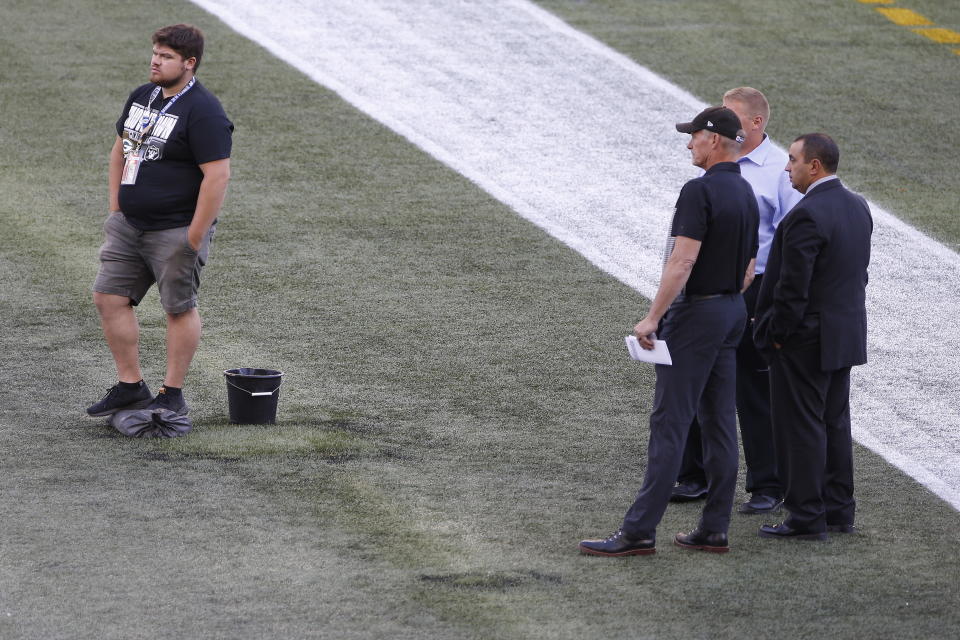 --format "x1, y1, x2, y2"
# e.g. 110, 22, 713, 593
157, 68, 189, 89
